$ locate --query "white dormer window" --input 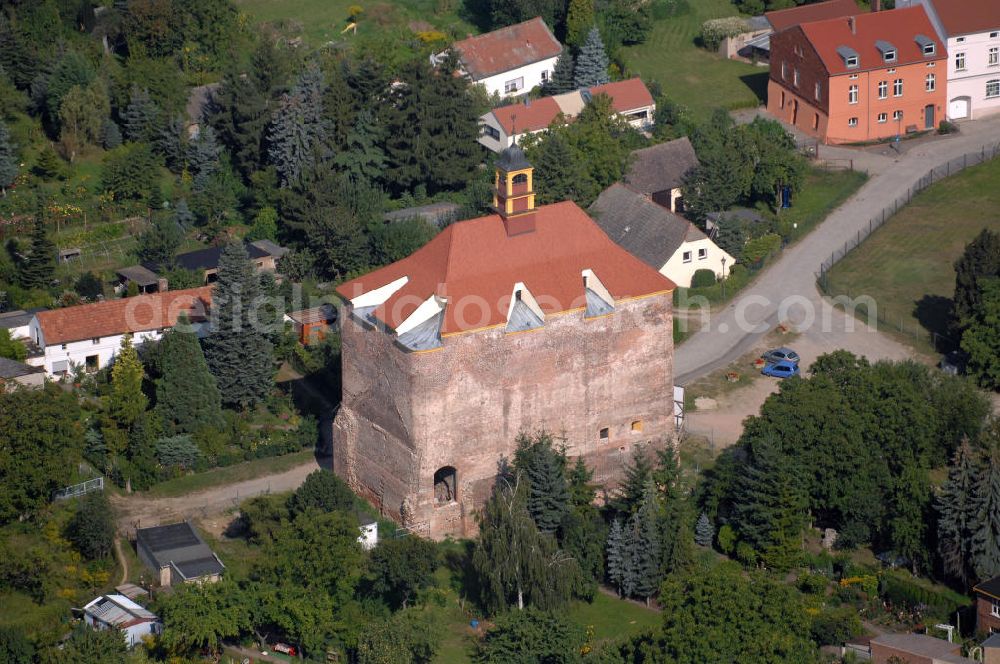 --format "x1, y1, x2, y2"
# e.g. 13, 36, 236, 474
957, 37, 966, 43
884, 50, 896, 63
923, 43, 935, 56
846, 55, 858, 68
